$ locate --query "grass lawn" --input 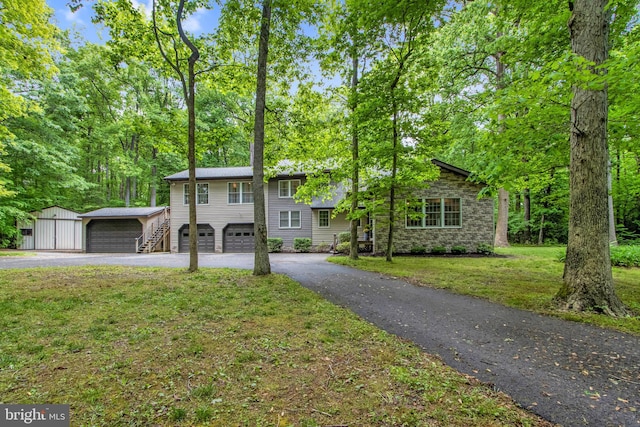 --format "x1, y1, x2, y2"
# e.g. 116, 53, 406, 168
330, 246, 640, 335
0, 266, 551, 426
0, 250, 31, 256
